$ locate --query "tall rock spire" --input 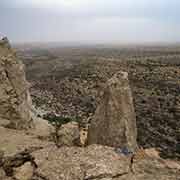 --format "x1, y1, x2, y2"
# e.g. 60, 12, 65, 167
88, 71, 137, 151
